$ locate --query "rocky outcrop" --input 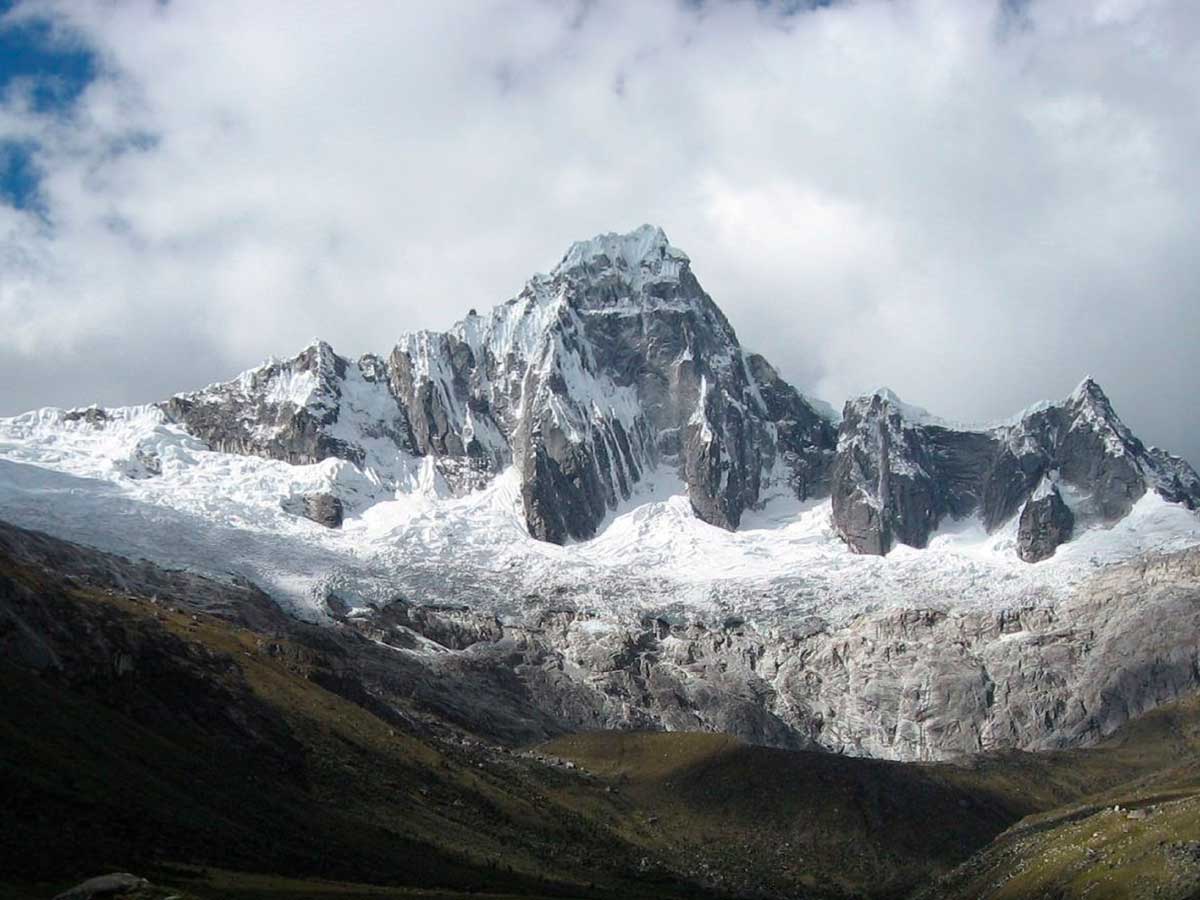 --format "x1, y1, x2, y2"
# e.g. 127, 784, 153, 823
1017, 483, 1074, 562
163, 342, 375, 466
831, 391, 978, 554
52, 873, 149, 900
832, 379, 1199, 556
281, 492, 344, 528
1146, 446, 1200, 510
